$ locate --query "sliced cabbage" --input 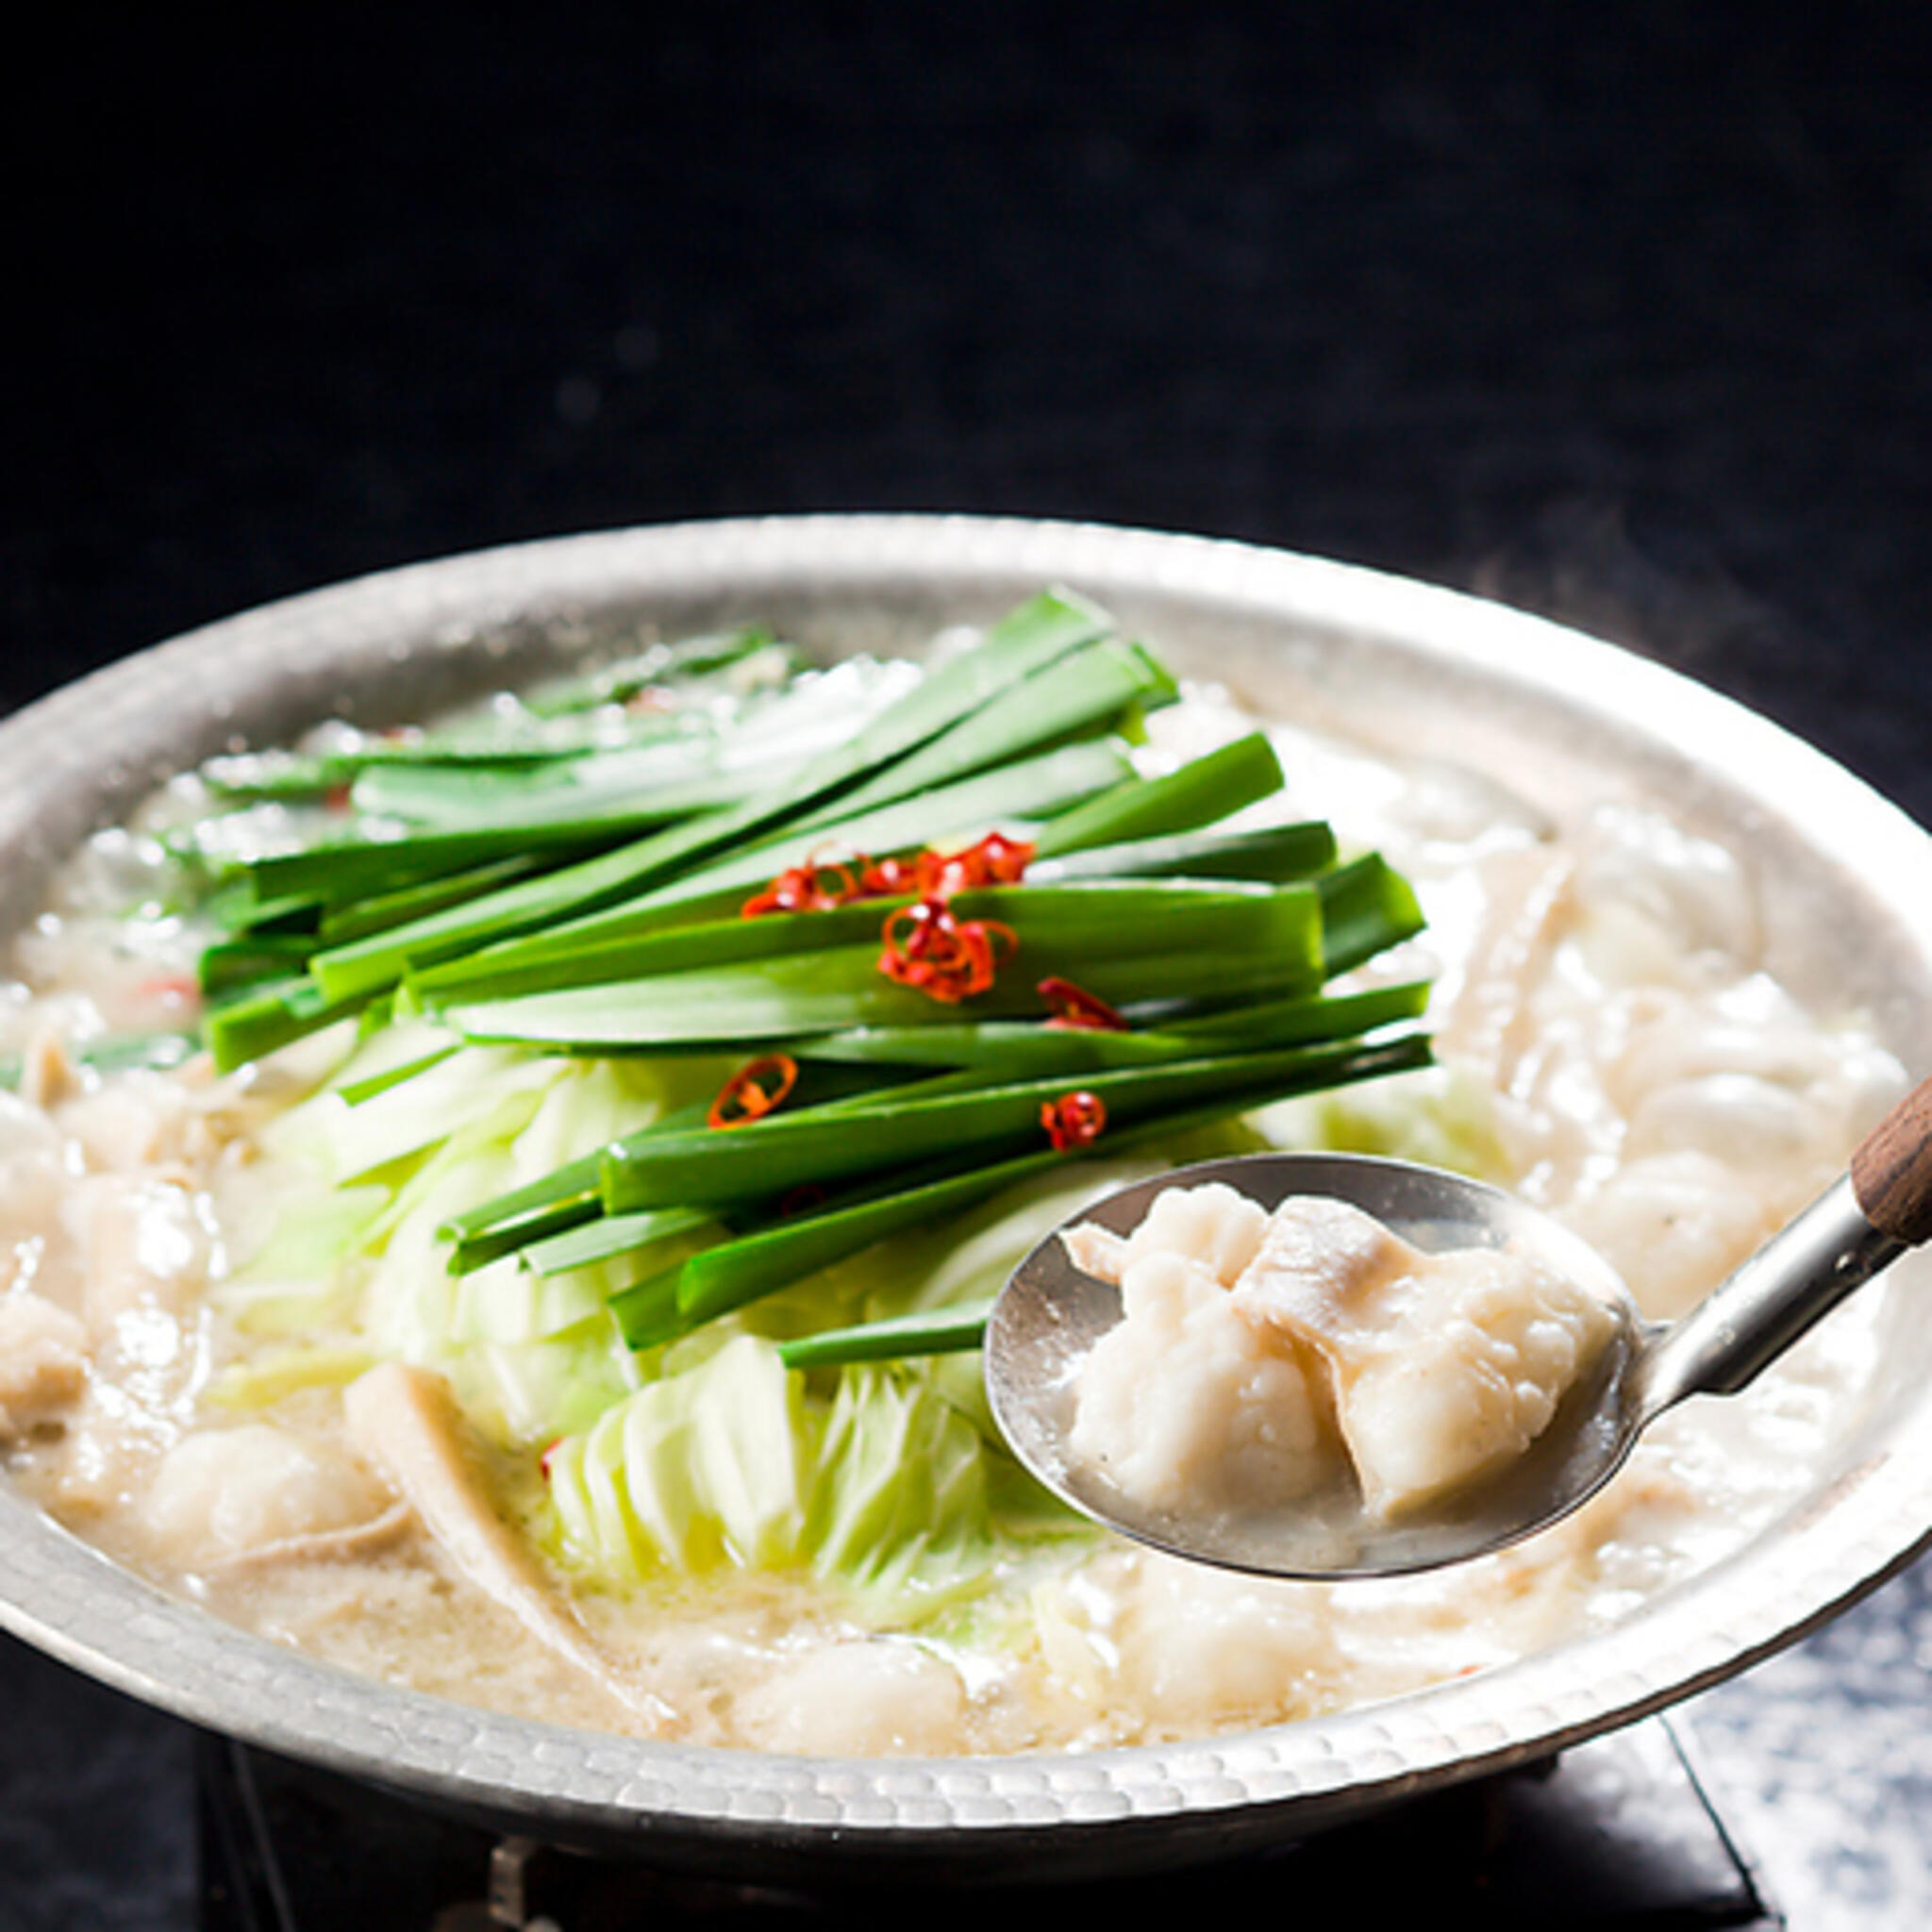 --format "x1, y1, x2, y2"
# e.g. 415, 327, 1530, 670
211, 1175, 388, 1335
547, 1335, 814, 1576
1252, 1059, 1511, 1181
543, 1334, 1056, 1610
452, 1317, 641, 1442
220, 1044, 683, 1445
804, 1362, 999, 1598
448, 1258, 607, 1346
204, 1341, 379, 1408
